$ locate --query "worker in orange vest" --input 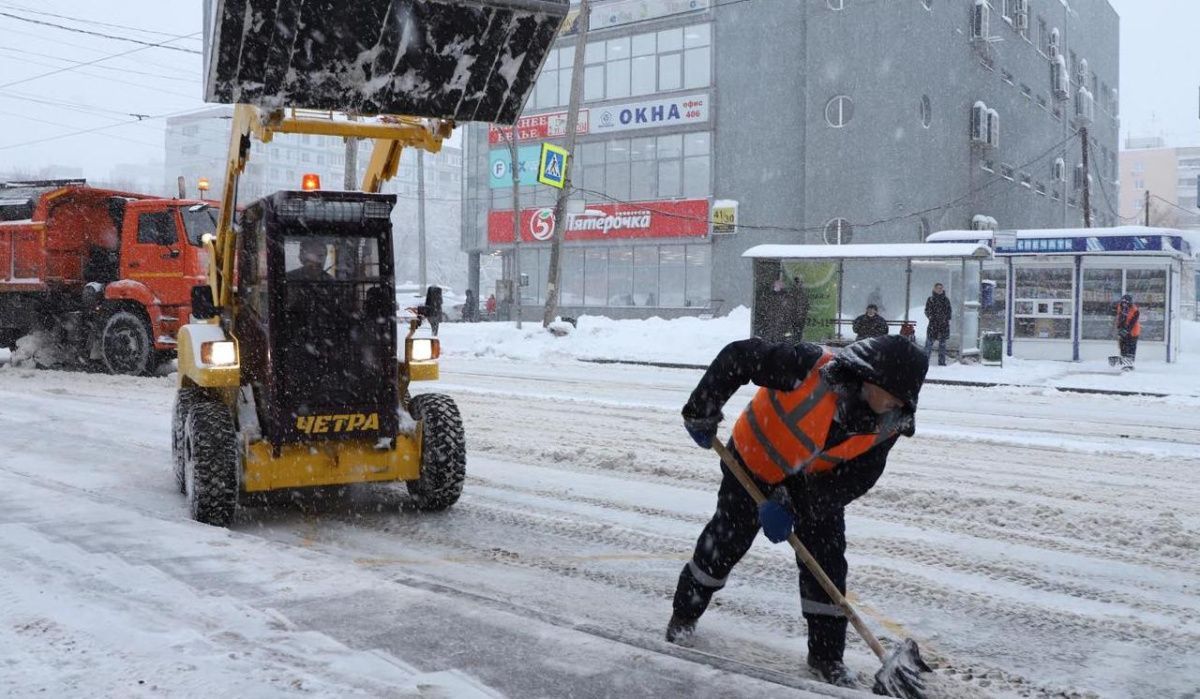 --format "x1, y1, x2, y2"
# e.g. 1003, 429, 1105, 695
1116, 294, 1141, 371
669, 335, 928, 689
